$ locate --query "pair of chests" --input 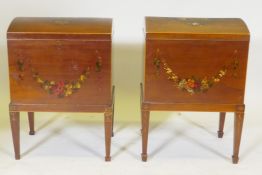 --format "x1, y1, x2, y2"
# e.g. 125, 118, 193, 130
7, 17, 250, 164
